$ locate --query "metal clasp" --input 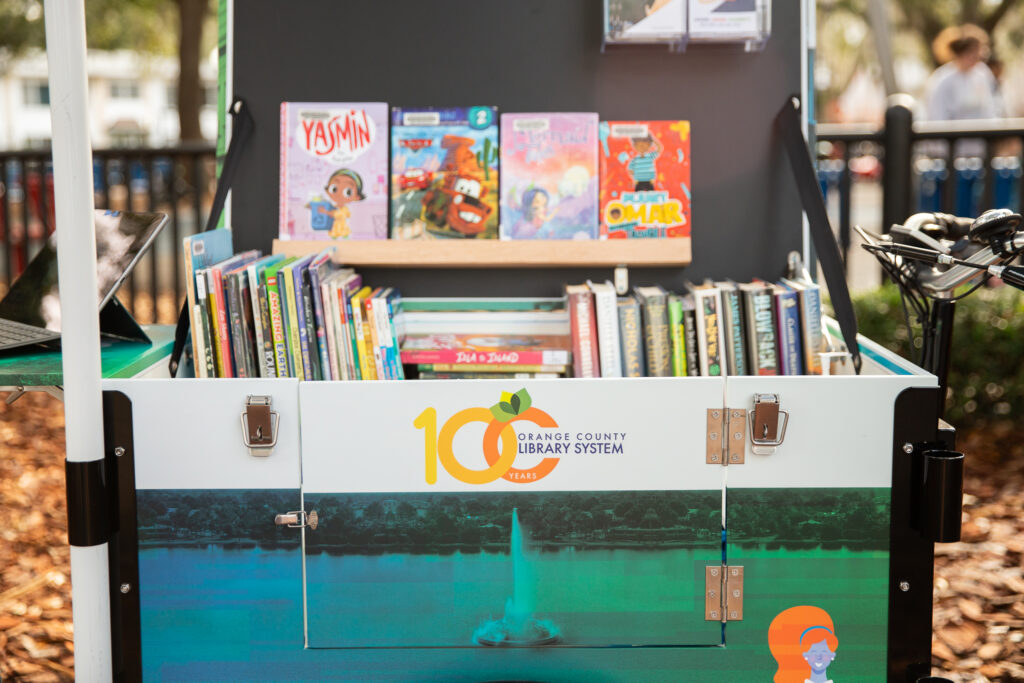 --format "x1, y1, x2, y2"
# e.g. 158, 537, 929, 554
748, 394, 789, 455
275, 510, 318, 530
241, 395, 279, 457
